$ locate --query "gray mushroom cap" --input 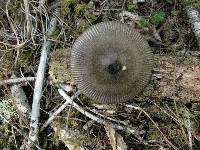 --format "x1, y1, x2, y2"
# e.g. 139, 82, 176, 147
71, 21, 153, 104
